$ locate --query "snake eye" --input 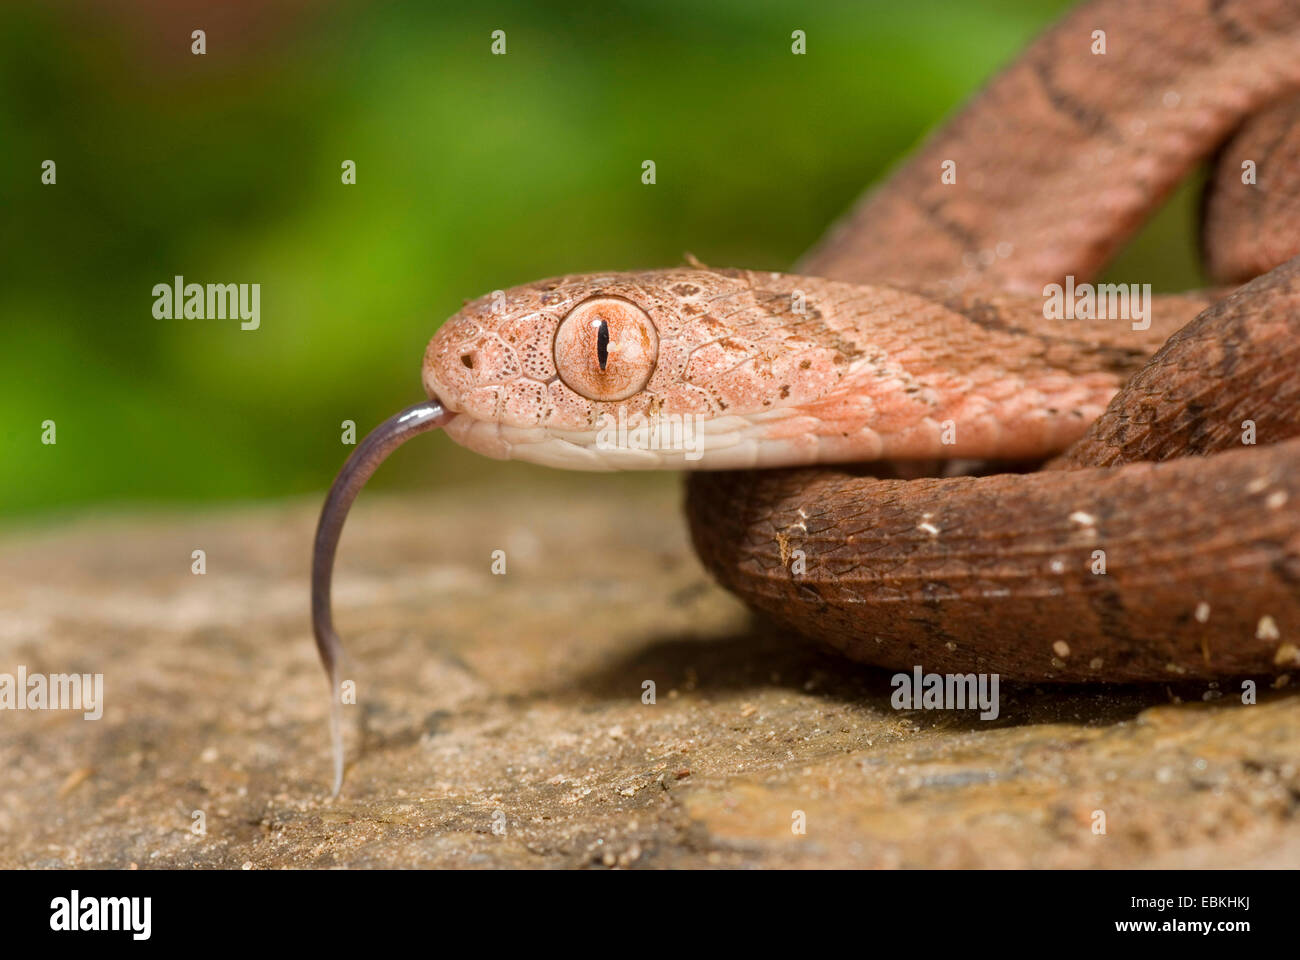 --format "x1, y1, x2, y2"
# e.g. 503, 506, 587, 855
553, 297, 659, 402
